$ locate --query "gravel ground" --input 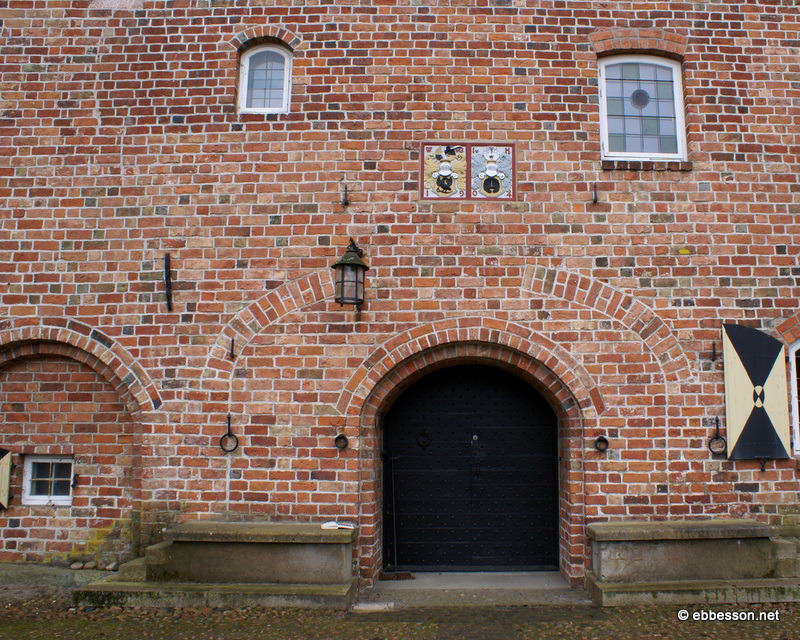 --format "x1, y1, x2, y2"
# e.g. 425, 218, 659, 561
2, 582, 800, 640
